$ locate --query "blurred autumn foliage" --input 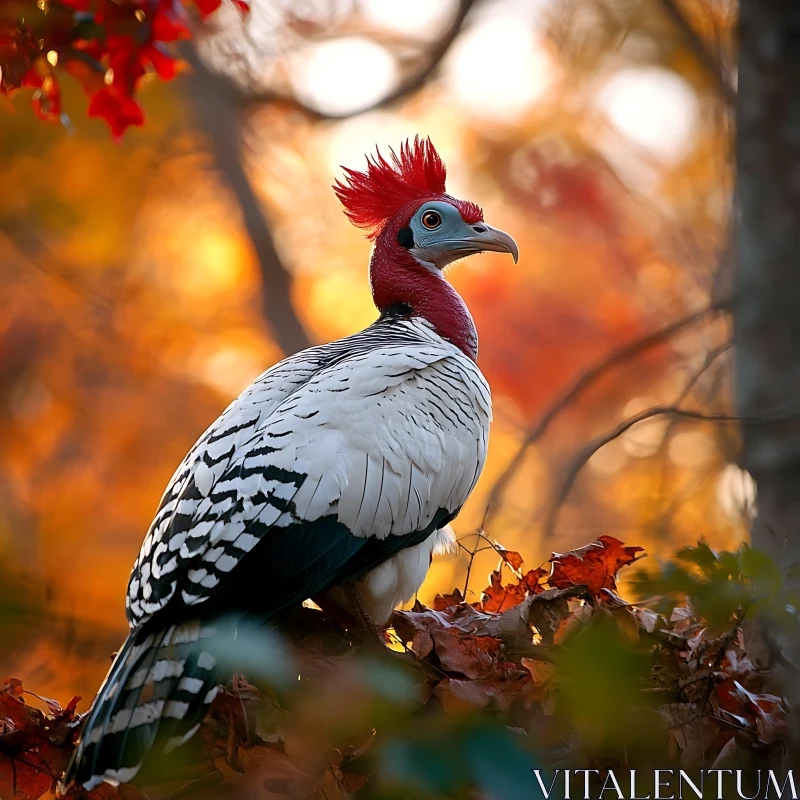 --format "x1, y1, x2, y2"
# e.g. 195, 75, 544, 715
0, 0, 762, 791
